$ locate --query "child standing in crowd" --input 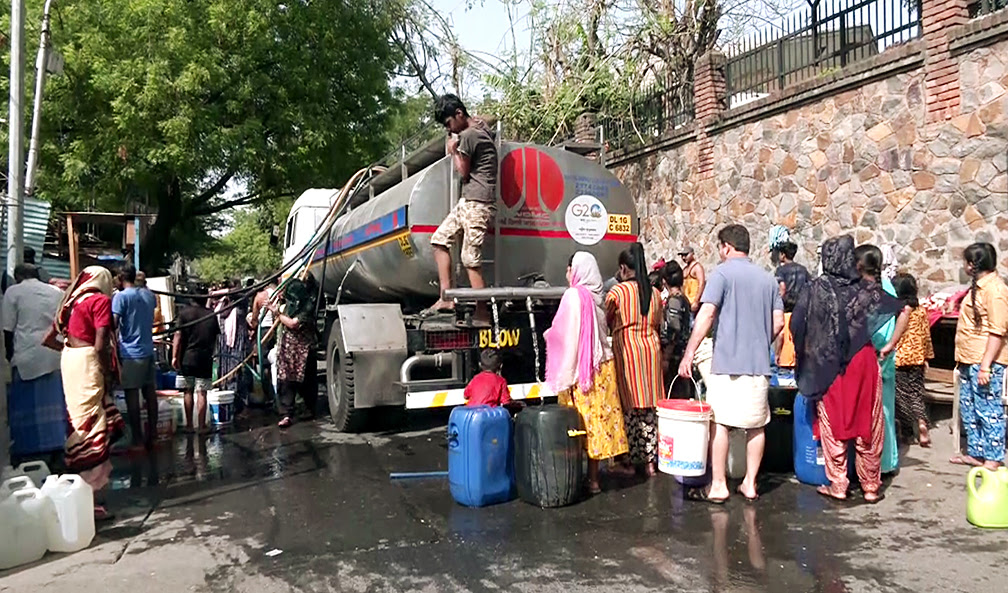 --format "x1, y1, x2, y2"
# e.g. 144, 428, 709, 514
892, 273, 934, 447
775, 291, 798, 377
951, 243, 1008, 469
464, 349, 512, 407
660, 261, 692, 398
